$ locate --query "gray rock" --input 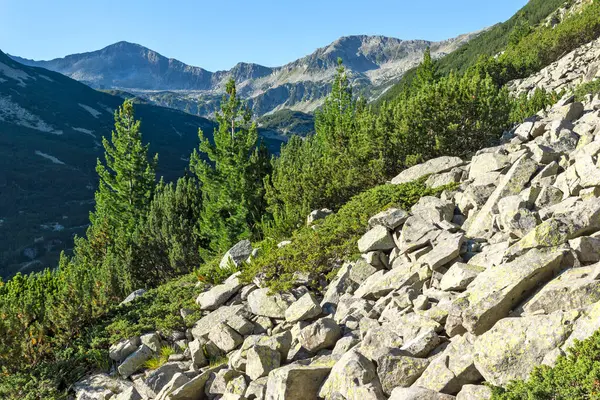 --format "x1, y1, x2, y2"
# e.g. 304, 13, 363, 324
145, 362, 188, 397
74, 374, 133, 400
397, 216, 442, 253
350, 259, 382, 285
114, 387, 142, 400
248, 288, 295, 319
400, 329, 441, 357
389, 386, 455, 400
191, 304, 249, 340
358, 225, 395, 253
368, 208, 409, 230
189, 339, 208, 368
109, 337, 141, 362
245, 377, 267, 400
466, 155, 538, 238
220, 240, 253, 269
307, 208, 334, 226
447, 248, 565, 335
284, 292, 322, 323
298, 317, 341, 352
167, 367, 223, 400
120, 289, 147, 305
209, 323, 244, 353
570, 236, 600, 263
377, 349, 430, 394
419, 232, 465, 270
118, 345, 154, 378
413, 333, 481, 395
522, 266, 600, 314
456, 385, 492, 400
332, 335, 360, 356
319, 349, 386, 400
468, 153, 510, 180
440, 263, 484, 292
196, 273, 243, 311
264, 364, 331, 400
246, 345, 281, 380
226, 314, 255, 336
474, 310, 579, 386
392, 156, 464, 185
321, 262, 353, 313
